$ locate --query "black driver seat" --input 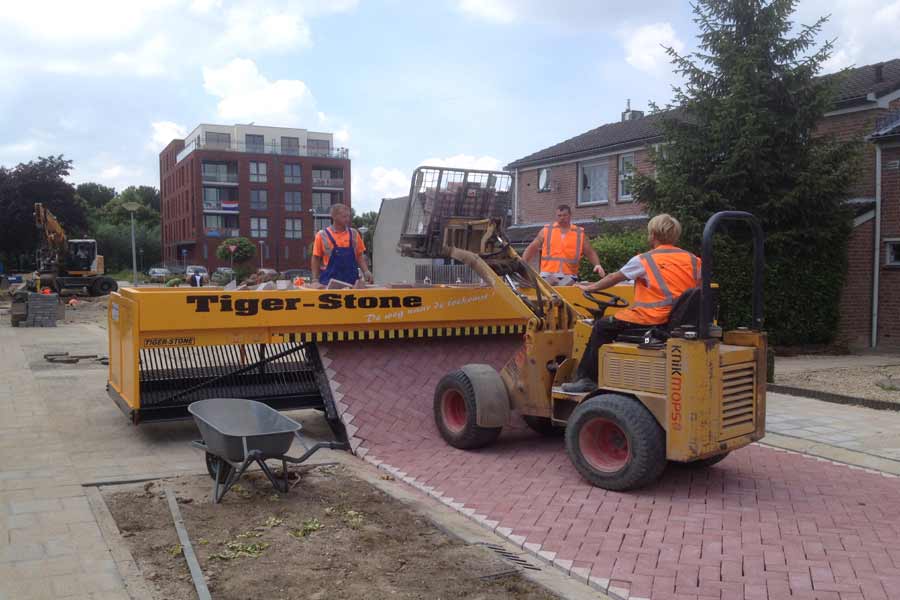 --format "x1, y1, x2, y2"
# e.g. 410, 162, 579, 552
614, 287, 703, 344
